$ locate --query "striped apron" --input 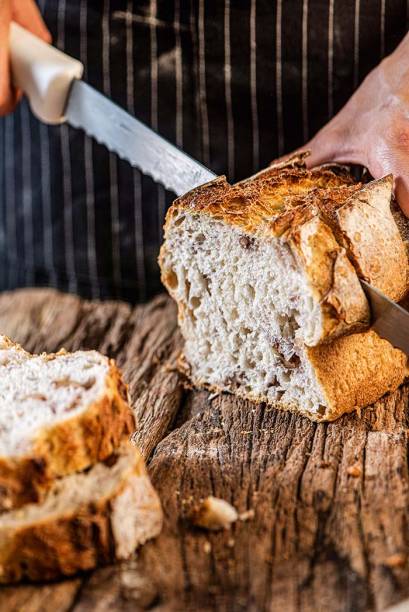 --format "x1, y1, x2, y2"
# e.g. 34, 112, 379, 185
0, 1, 407, 302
